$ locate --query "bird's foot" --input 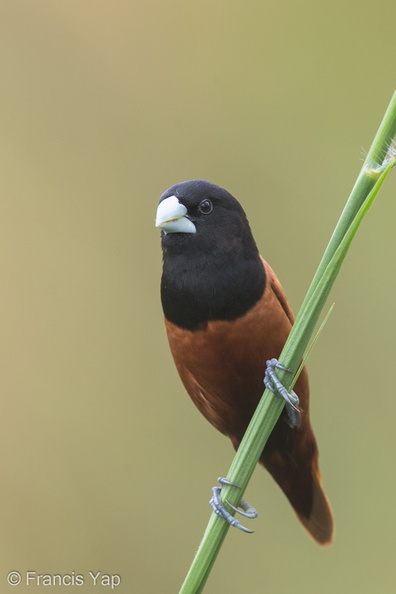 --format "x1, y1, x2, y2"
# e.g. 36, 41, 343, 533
209, 477, 258, 533
264, 358, 301, 428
